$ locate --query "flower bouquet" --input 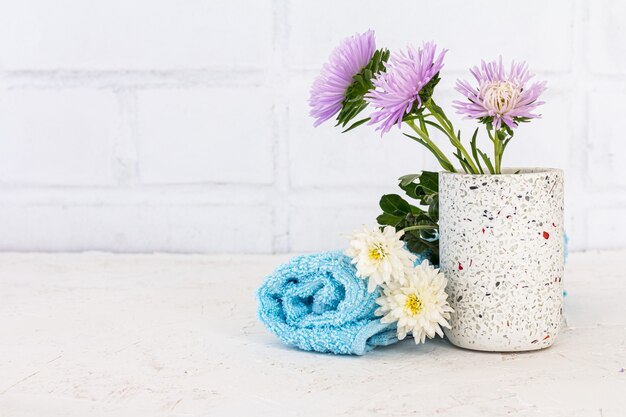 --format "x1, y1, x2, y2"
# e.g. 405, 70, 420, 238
258, 30, 564, 354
